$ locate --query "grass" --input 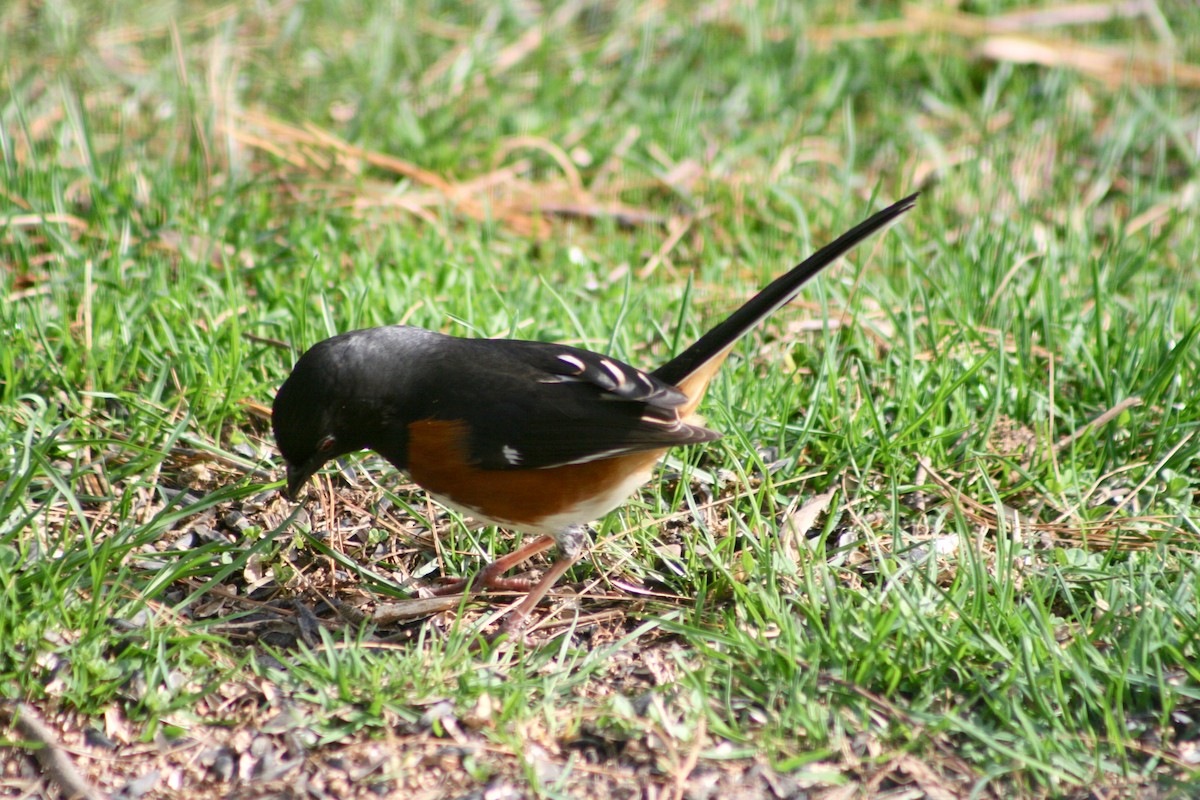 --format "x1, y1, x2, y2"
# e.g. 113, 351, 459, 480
2, 0, 1200, 797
